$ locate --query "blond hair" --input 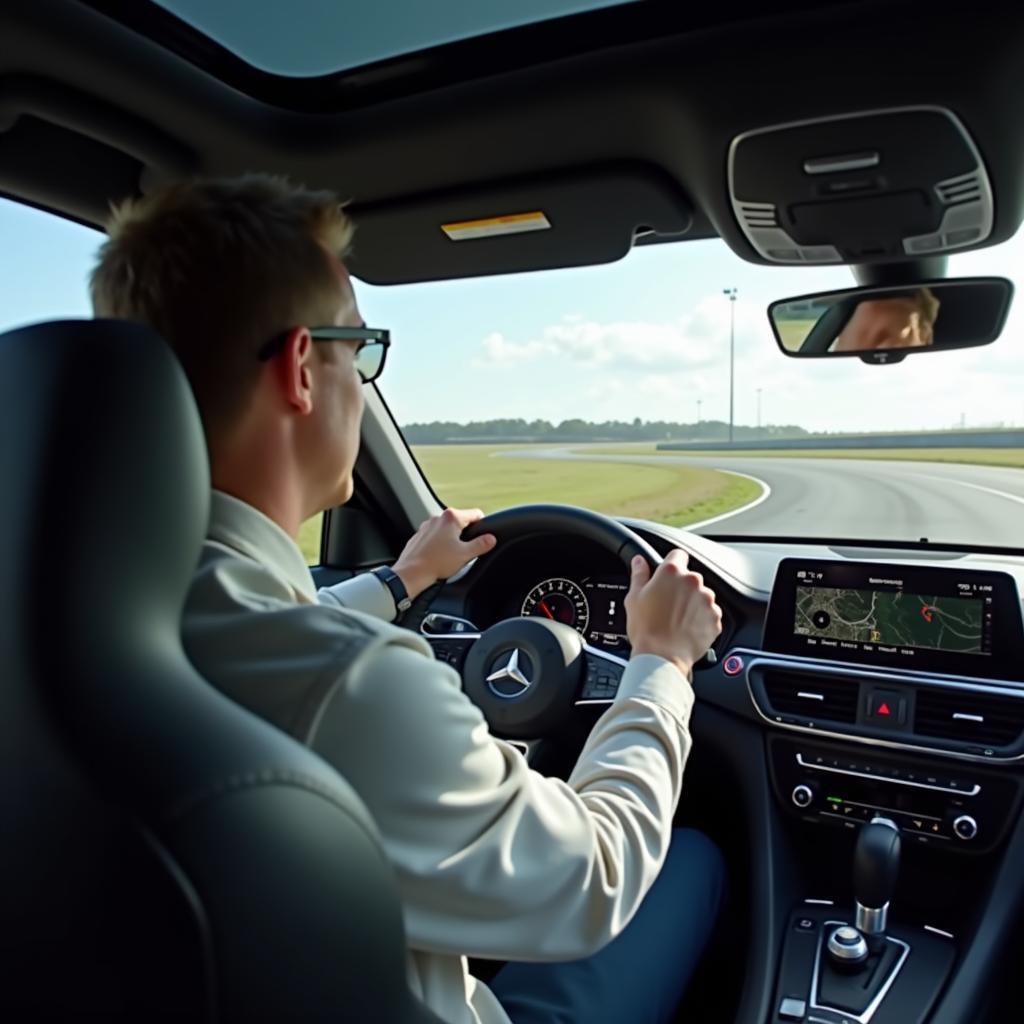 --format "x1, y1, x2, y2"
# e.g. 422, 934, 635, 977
91, 174, 354, 437
914, 287, 940, 326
